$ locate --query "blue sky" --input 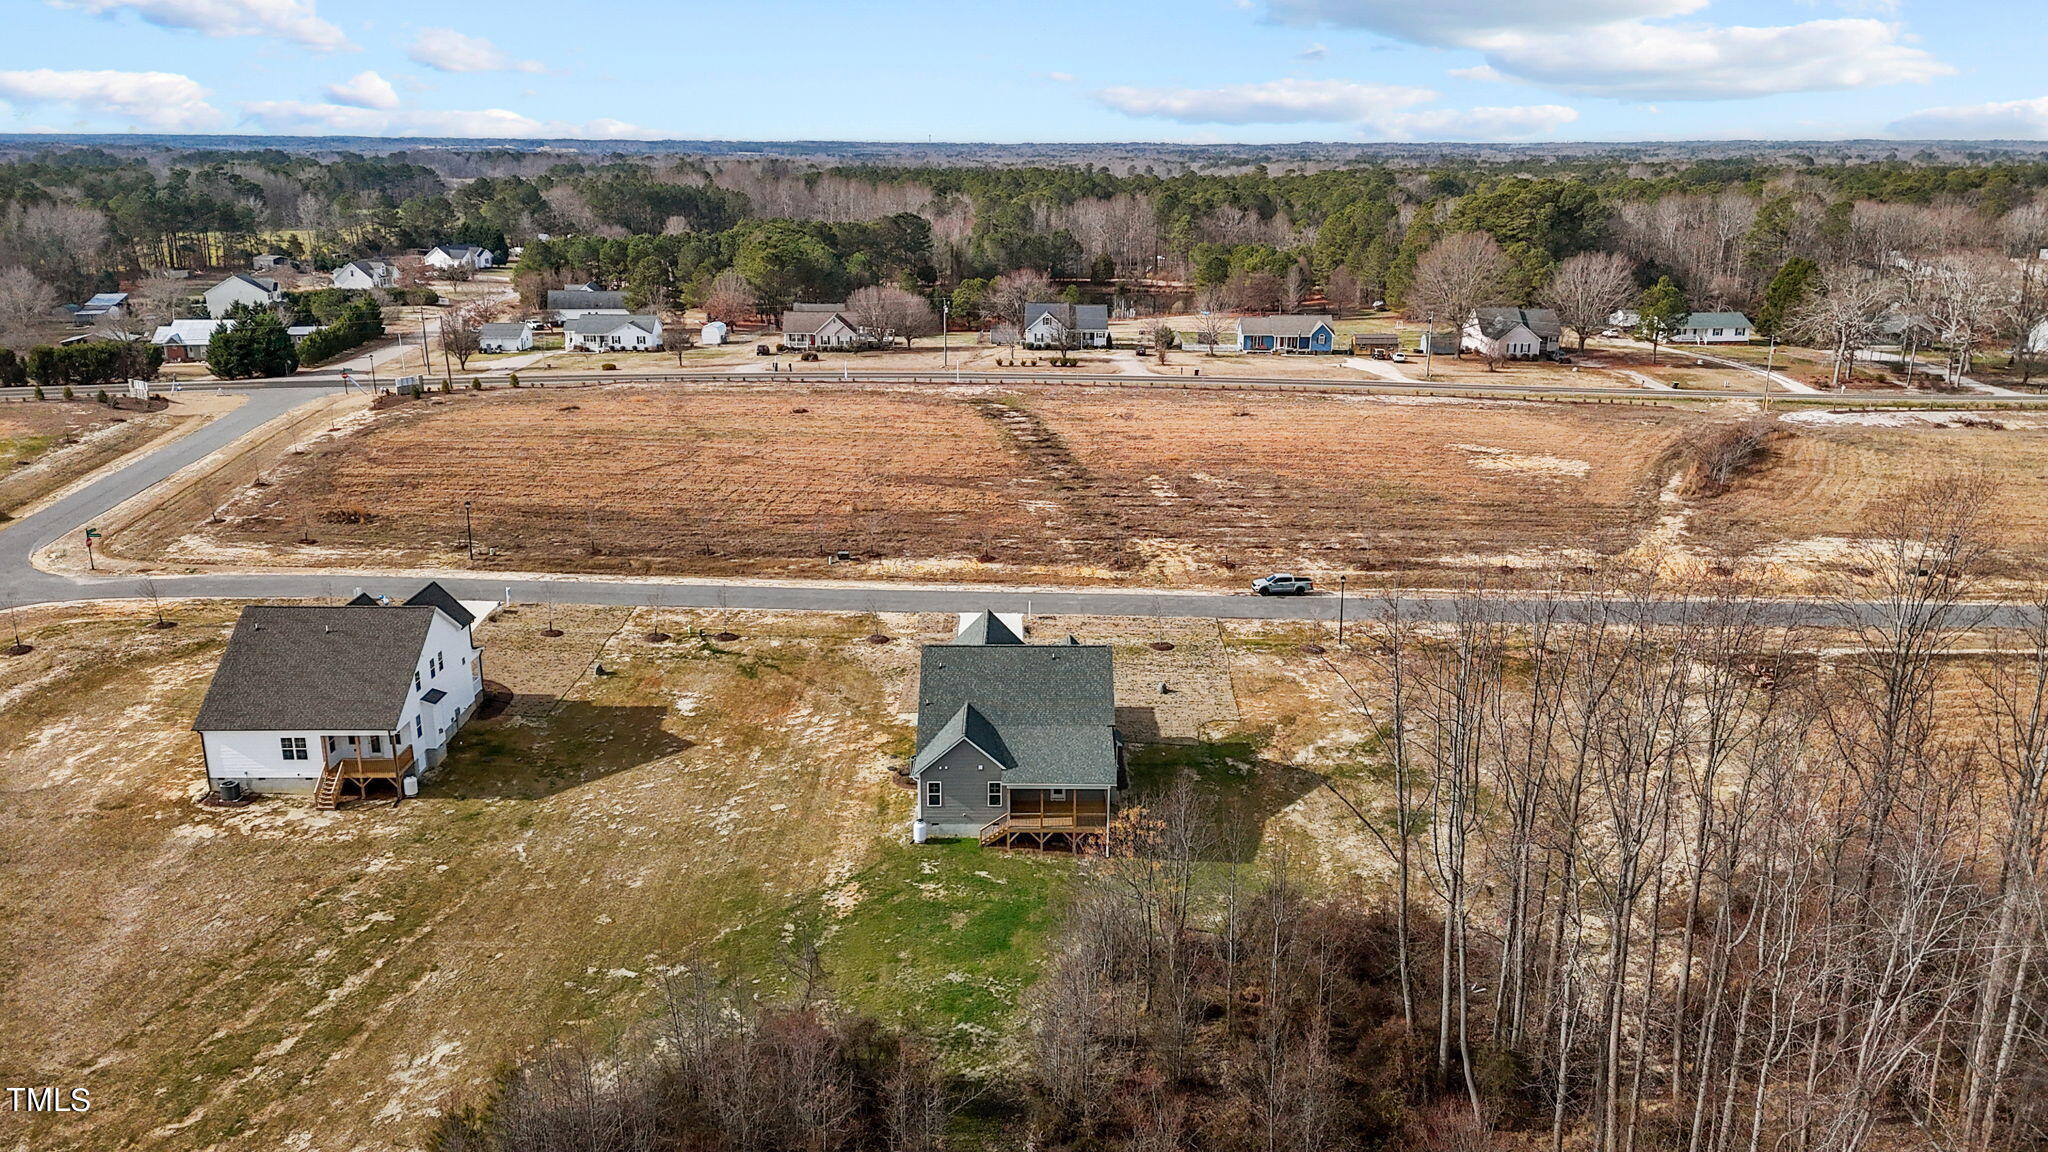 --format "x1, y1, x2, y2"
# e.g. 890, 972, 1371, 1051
0, 0, 2043, 142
